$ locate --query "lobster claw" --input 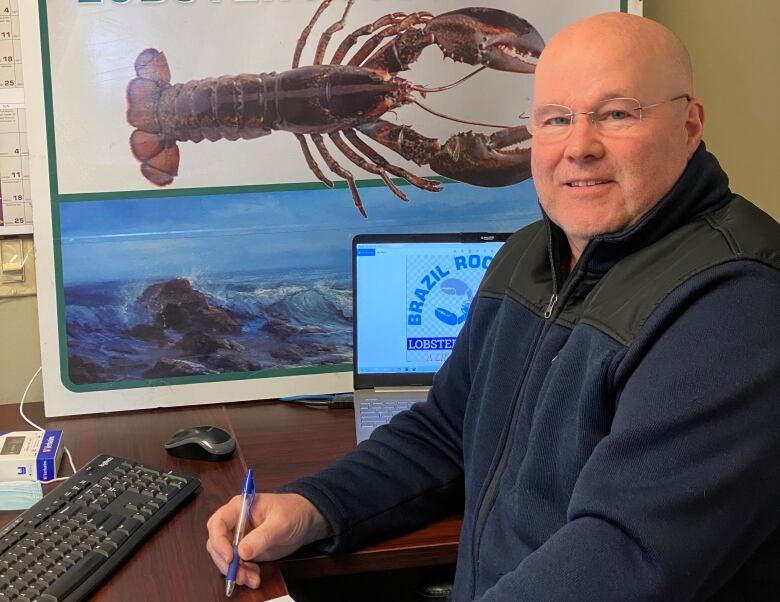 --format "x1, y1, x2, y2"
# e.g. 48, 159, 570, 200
426, 7, 545, 74
429, 126, 532, 187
